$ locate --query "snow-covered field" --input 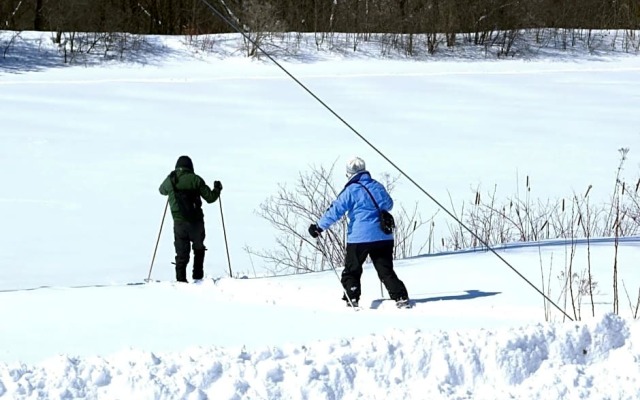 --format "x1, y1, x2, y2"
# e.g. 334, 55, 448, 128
1, 239, 640, 399
1, 31, 640, 399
